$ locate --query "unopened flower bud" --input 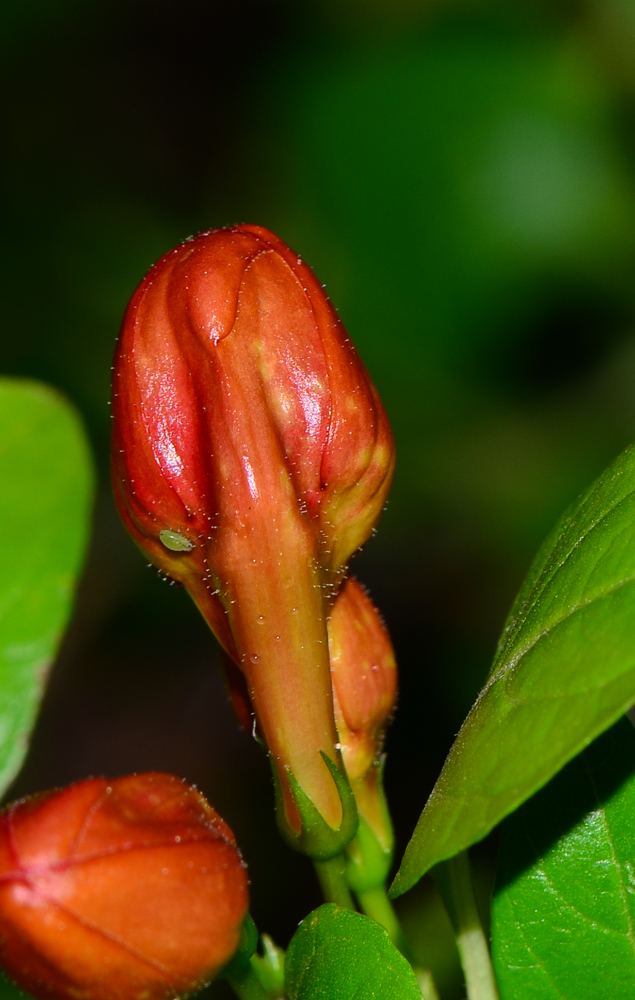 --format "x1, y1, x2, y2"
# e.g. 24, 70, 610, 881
328, 577, 397, 782
111, 225, 394, 844
0, 774, 248, 1000
327, 577, 397, 892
